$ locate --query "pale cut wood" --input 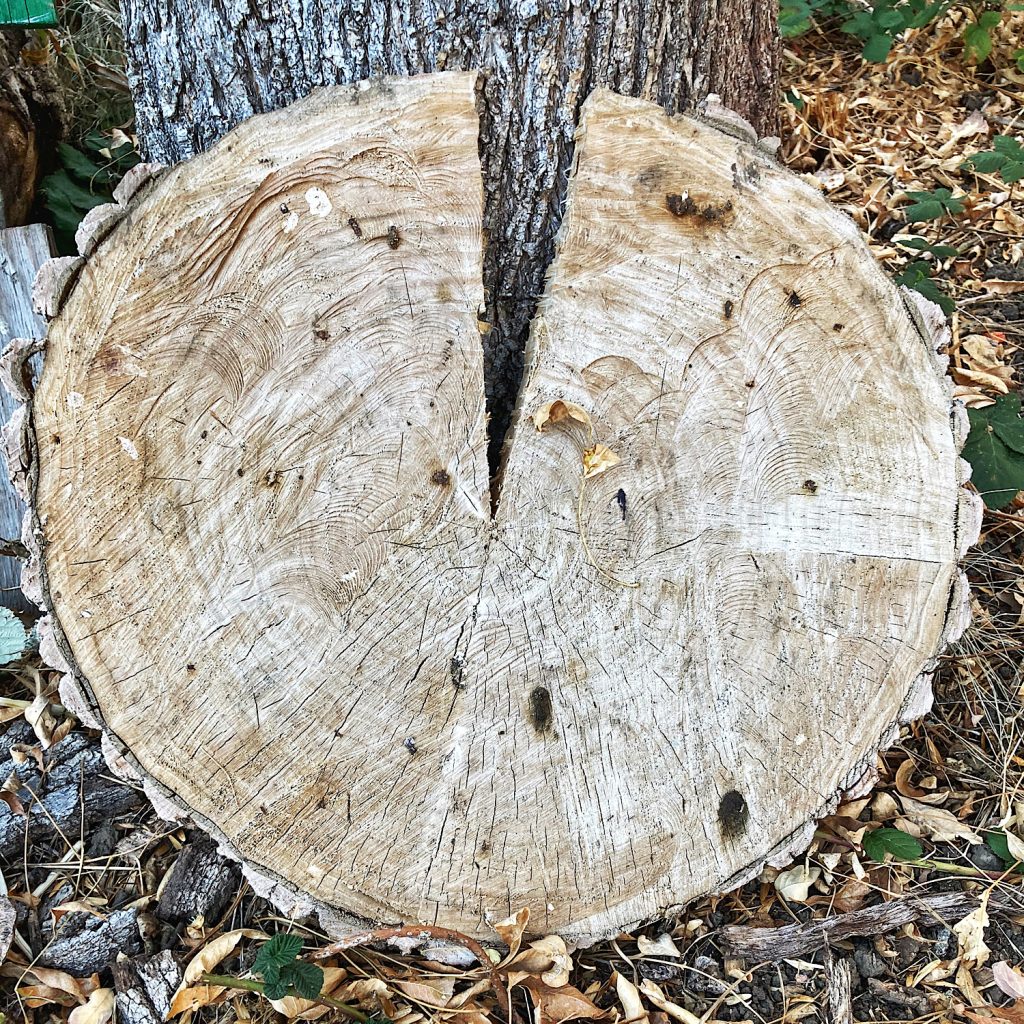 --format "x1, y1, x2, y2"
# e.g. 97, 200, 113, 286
0, 223, 53, 611
26, 75, 971, 942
